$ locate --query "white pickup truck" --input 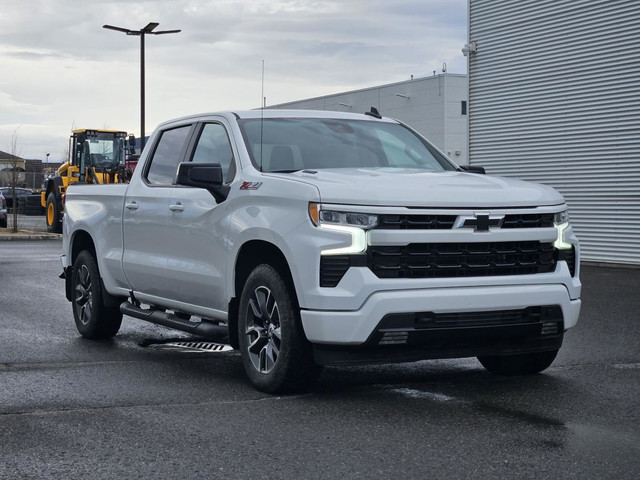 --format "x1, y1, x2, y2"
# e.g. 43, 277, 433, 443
61, 109, 581, 393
